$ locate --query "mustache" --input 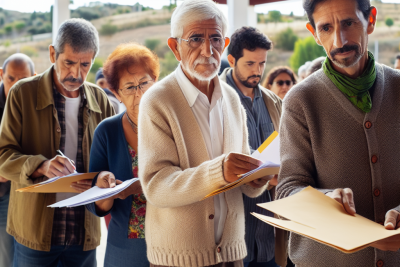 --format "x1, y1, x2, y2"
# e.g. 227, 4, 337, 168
62, 76, 83, 84
330, 45, 359, 58
247, 75, 261, 80
193, 56, 218, 67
